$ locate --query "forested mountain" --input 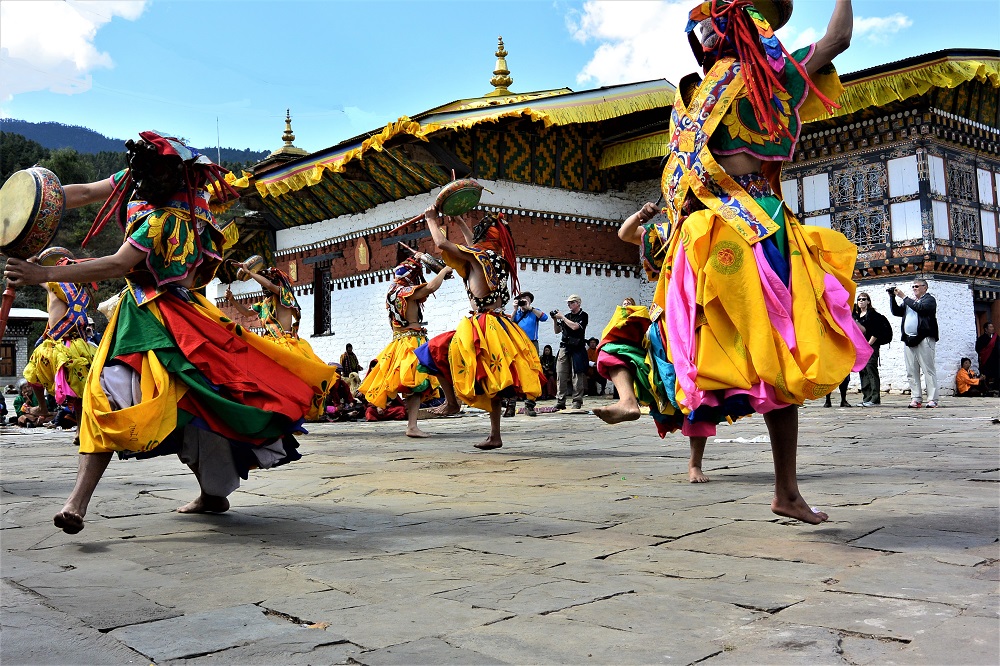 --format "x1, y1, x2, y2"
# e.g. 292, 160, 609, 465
0, 119, 268, 166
